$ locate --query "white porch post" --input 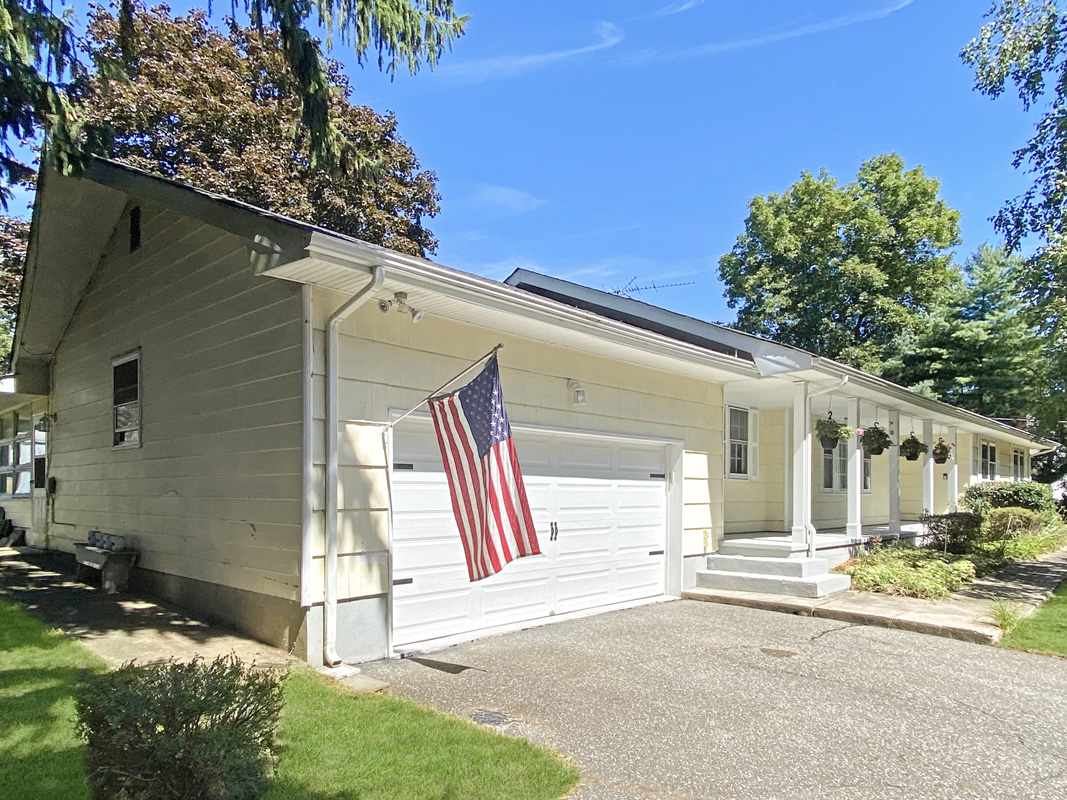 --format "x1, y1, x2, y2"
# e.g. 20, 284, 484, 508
791, 381, 809, 545
846, 397, 862, 540
948, 426, 959, 512
888, 409, 901, 537
922, 418, 935, 515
